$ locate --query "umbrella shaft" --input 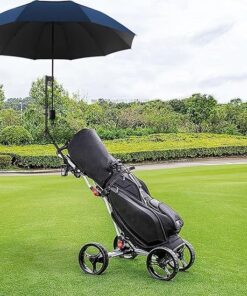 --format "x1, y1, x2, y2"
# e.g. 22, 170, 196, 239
51, 57, 54, 109
51, 22, 54, 110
